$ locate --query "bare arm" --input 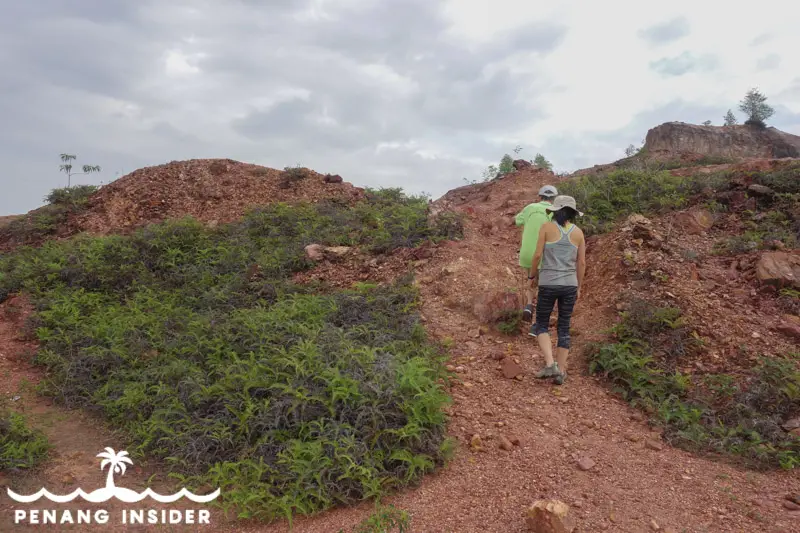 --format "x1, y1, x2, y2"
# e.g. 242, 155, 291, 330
529, 224, 548, 278
576, 232, 586, 296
